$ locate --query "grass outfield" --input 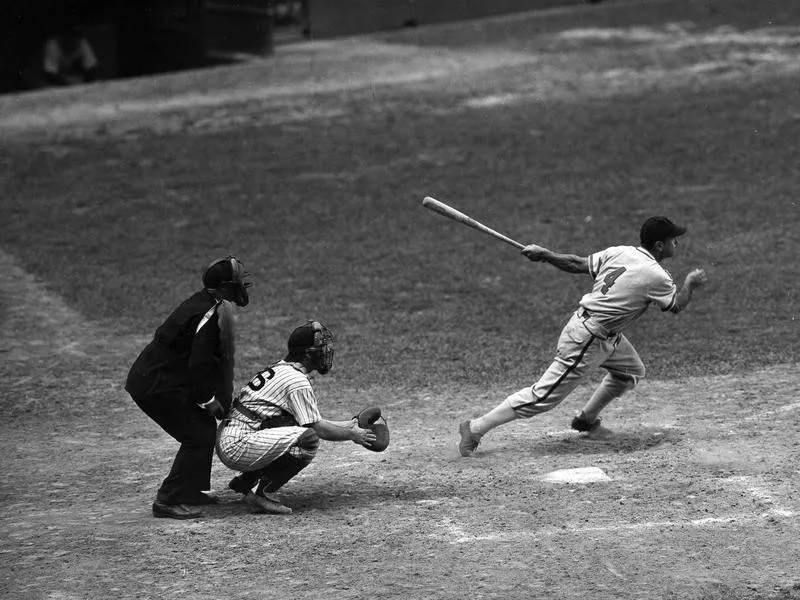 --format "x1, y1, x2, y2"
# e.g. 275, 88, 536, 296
1, 1, 799, 598
1, 2, 799, 398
